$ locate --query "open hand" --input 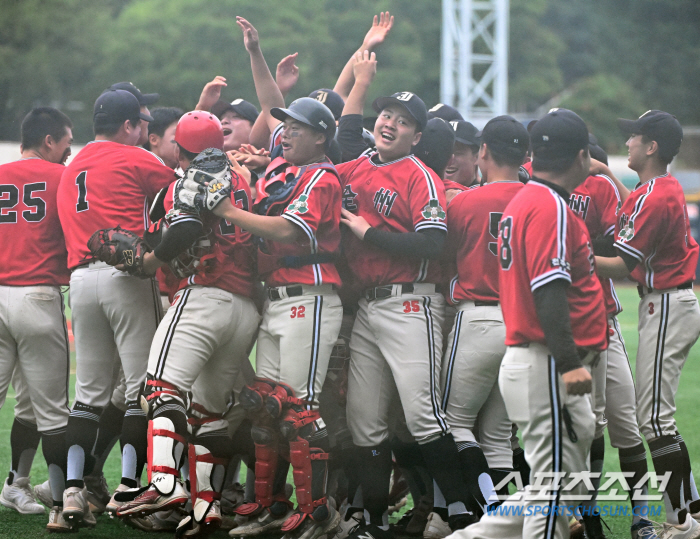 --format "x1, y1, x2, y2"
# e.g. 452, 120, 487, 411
276, 53, 300, 96
362, 12, 394, 51
353, 50, 377, 85
341, 207, 371, 240
197, 76, 227, 111
237, 16, 260, 53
